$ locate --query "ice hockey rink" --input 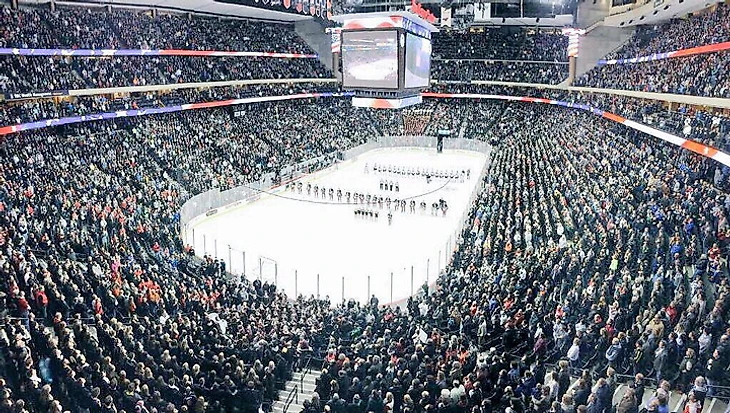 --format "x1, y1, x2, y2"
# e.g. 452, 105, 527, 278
187, 147, 488, 306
